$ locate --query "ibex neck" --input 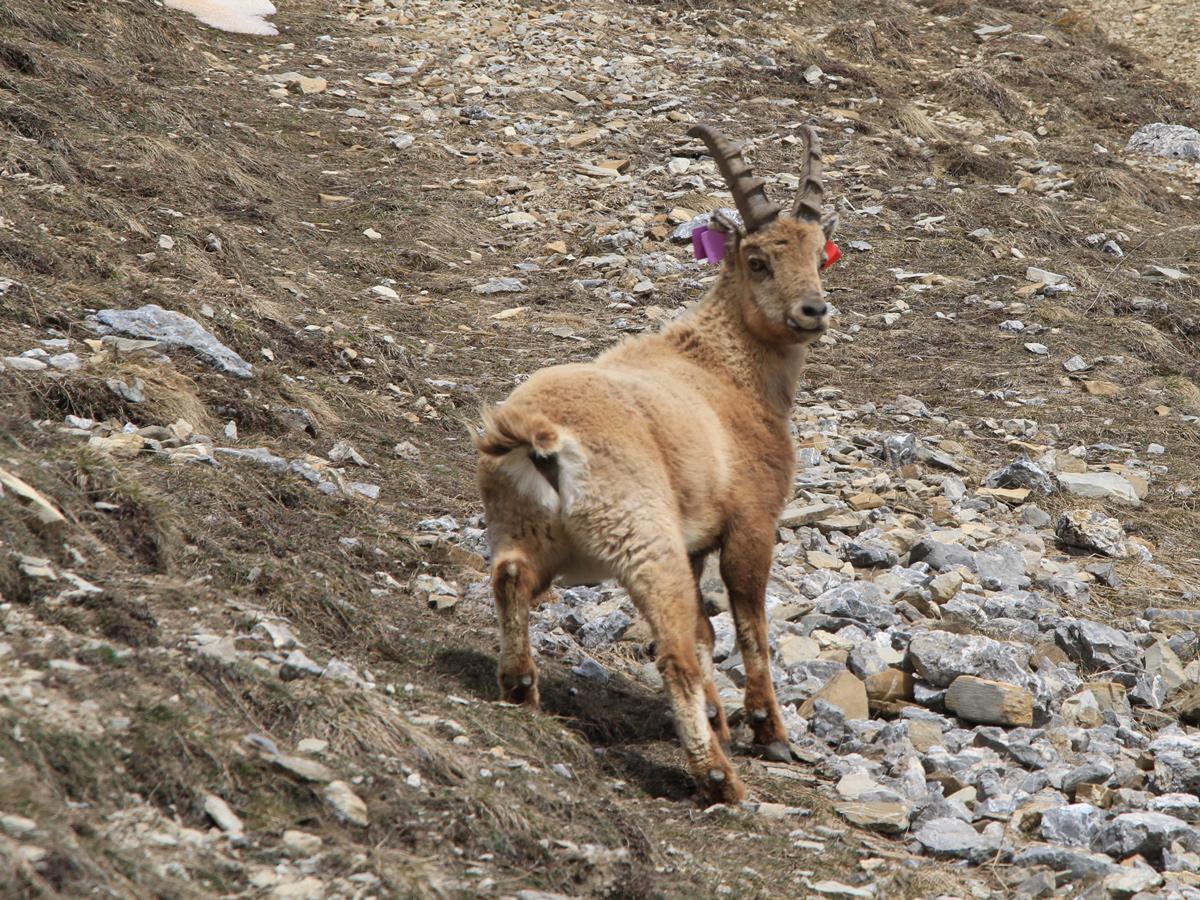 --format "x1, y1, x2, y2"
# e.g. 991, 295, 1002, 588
670, 271, 808, 418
